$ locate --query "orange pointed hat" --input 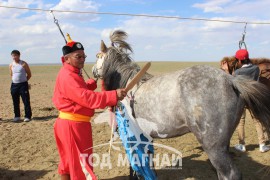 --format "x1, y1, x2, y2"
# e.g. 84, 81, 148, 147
62, 33, 84, 55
